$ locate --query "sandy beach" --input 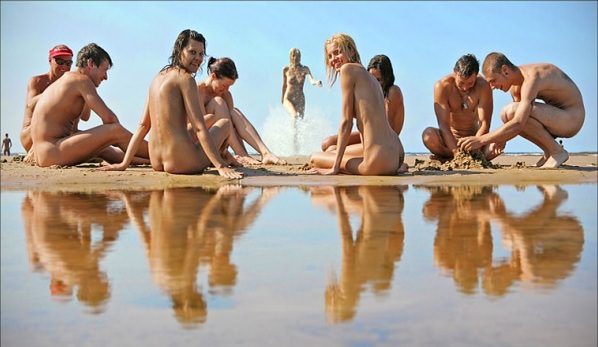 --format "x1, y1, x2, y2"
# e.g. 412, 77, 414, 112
1, 153, 596, 192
